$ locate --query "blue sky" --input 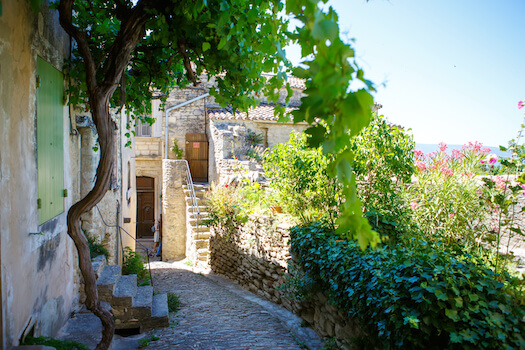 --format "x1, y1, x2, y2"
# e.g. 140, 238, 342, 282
286, 0, 525, 147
